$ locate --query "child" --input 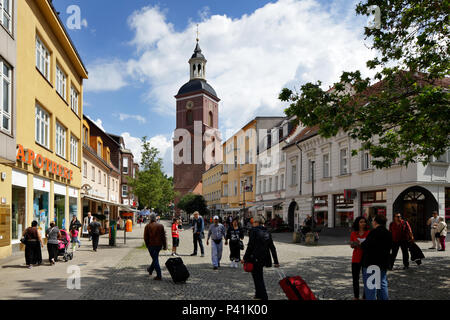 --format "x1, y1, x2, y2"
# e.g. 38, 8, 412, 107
171, 218, 181, 256
70, 226, 81, 252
